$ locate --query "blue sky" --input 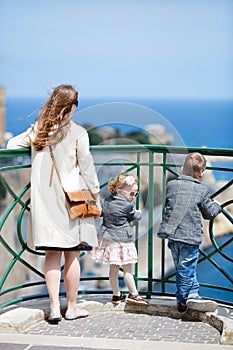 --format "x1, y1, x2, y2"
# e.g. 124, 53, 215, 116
0, 0, 233, 99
